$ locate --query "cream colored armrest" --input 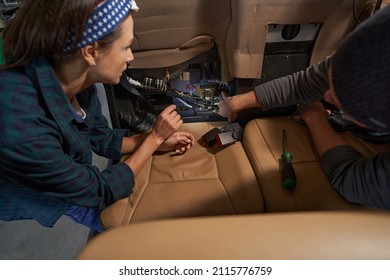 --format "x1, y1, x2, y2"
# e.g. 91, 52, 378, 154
80, 211, 390, 260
